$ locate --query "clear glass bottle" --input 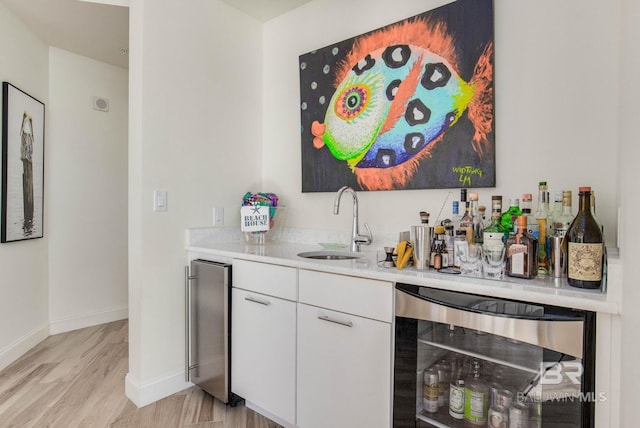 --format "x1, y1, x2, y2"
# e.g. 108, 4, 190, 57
443, 223, 455, 267
535, 182, 550, 274
459, 192, 475, 245
454, 230, 468, 268
433, 226, 446, 269
483, 196, 506, 249
521, 193, 539, 239
547, 191, 563, 239
451, 200, 461, 229
505, 216, 539, 279
566, 187, 604, 289
479, 205, 490, 228
464, 360, 489, 426
470, 192, 484, 244
553, 190, 574, 237
500, 198, 522, 236
449, 360, 465, 420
